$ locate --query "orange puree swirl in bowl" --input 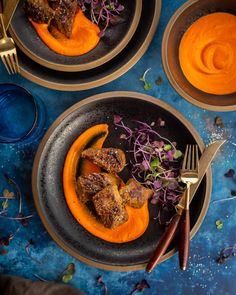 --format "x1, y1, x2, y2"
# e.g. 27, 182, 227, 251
30, 9, 100, 57
179, 12, 236, 95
